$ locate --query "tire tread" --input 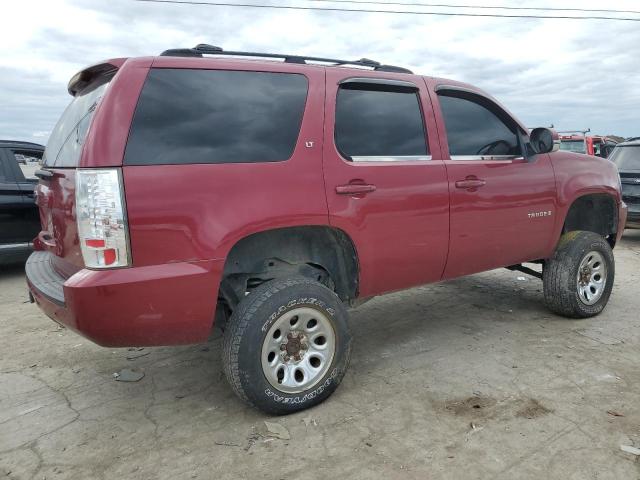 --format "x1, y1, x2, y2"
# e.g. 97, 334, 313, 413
222, 277, 347, 412
543, 231, 614, 318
